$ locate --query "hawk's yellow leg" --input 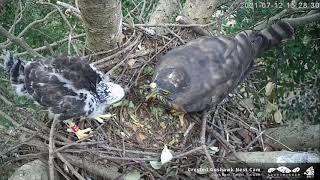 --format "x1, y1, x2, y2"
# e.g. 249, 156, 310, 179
170, 109, 187, 129
95, 113, 115, 123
